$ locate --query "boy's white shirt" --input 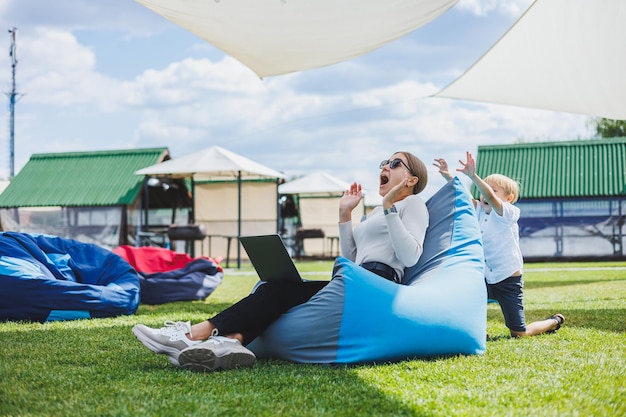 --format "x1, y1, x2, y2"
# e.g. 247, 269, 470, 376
476, 202, 524, 284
